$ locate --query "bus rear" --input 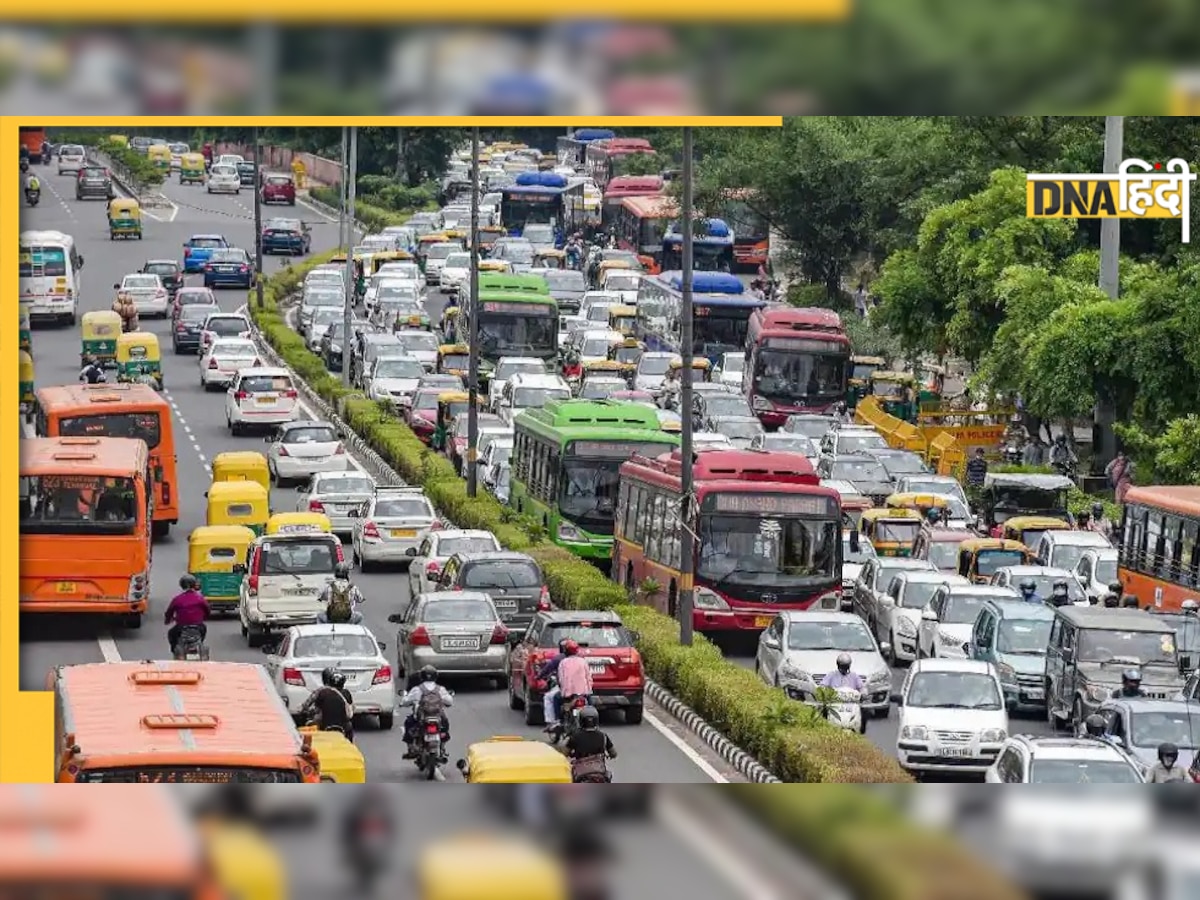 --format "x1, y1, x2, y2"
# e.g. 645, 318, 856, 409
20, 437, 152, 627
602, 175, 664, 228
499, 173, 584, 239
20, 230, 80, 325
556, 128, 615, 168
585, 138, 654, 191
661, 218, 735, 272
721, 190, 771, 271
747, 328, 852, 425
615, 194, 674, 264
